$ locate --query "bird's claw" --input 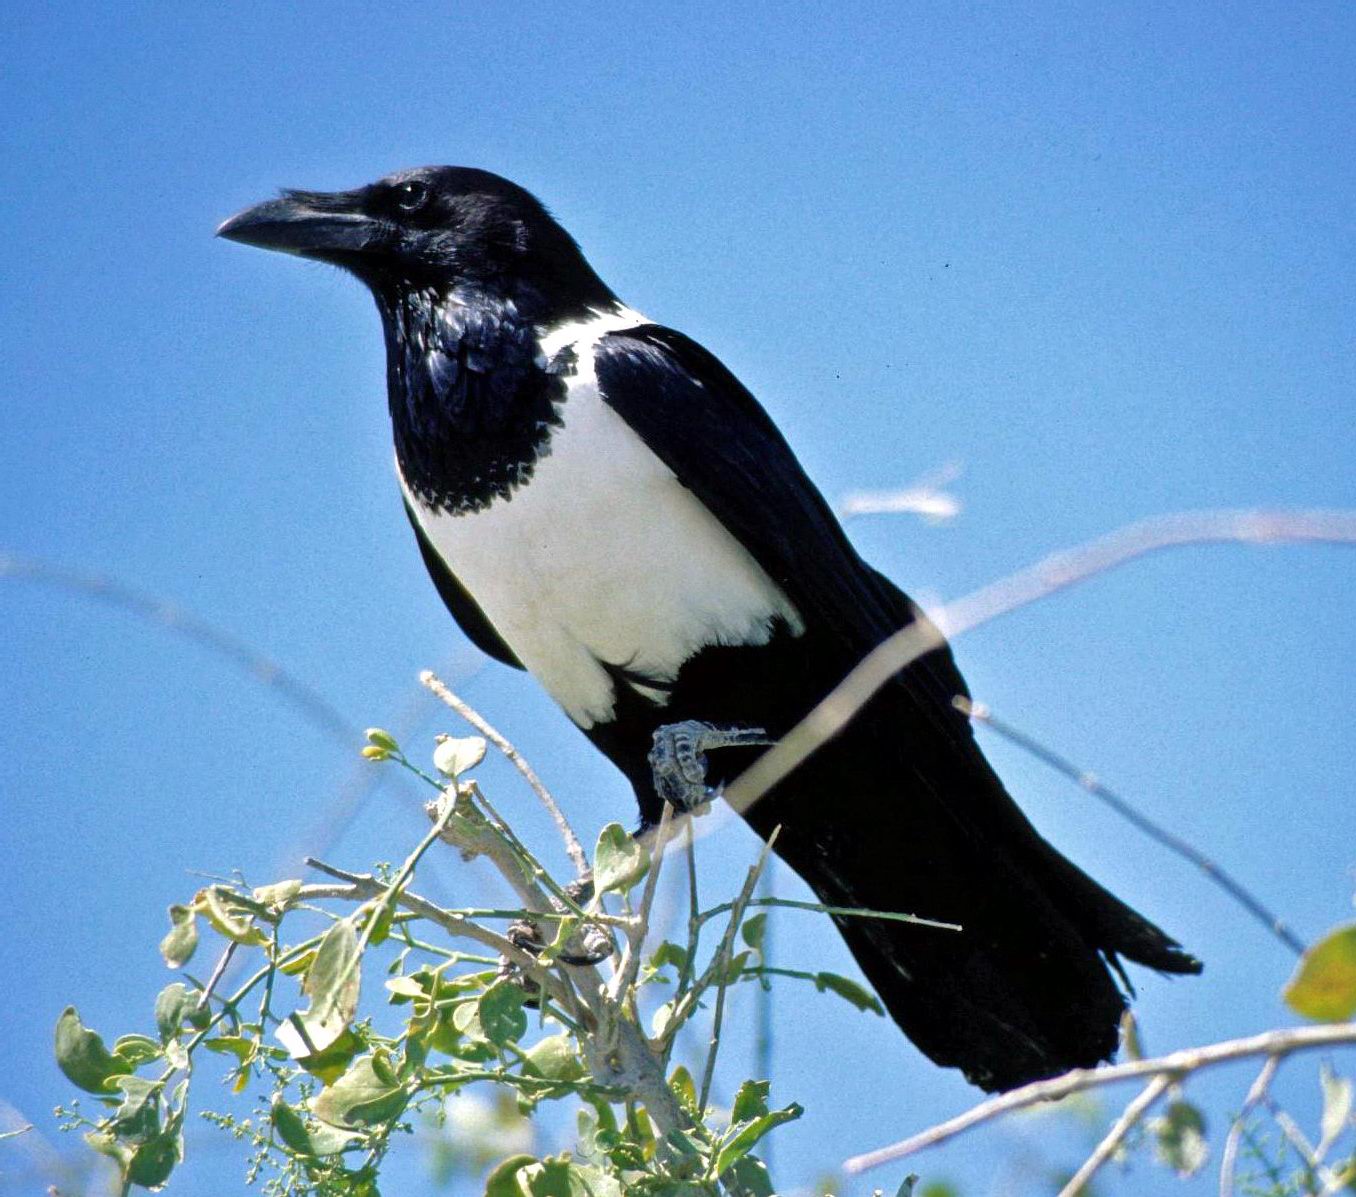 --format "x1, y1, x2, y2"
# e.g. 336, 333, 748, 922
647, 720, 774, 814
